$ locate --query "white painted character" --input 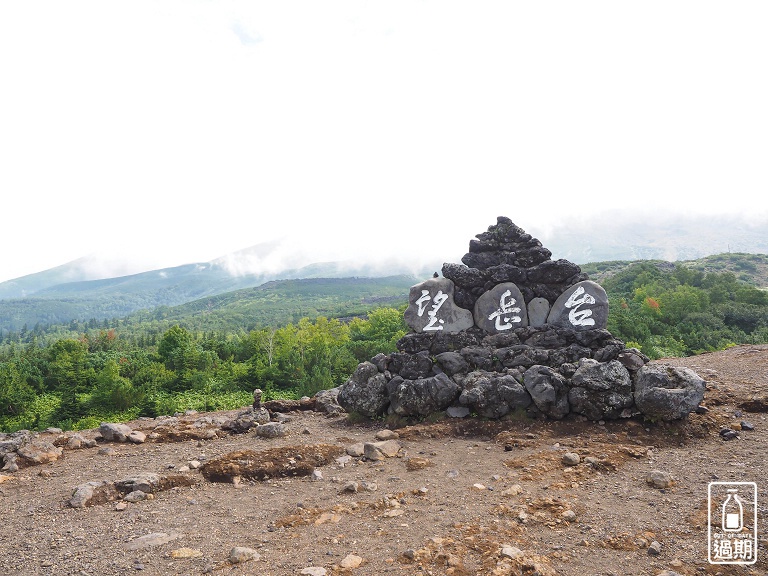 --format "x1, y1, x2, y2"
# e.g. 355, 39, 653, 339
565, 286, 596, 327
487, 289, 522, 331
415, 289, 448, 331
415, 290, 432, 317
